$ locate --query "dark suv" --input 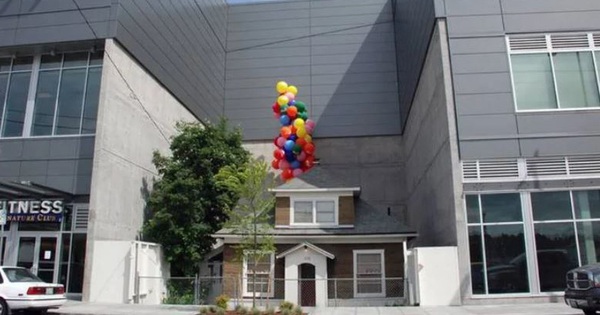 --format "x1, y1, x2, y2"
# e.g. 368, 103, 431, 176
565, 264, 600, 315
